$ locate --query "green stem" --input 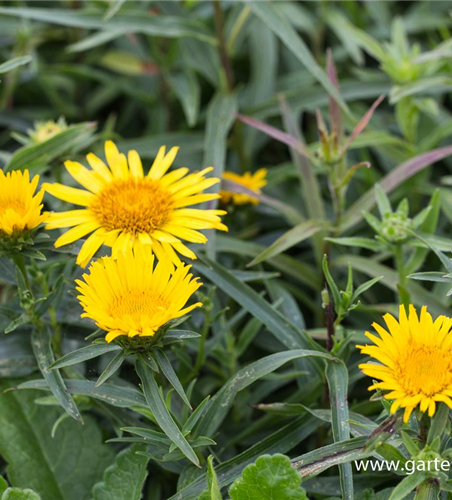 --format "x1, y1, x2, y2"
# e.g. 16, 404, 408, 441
39, 273, 62, 357
394, 244, 411, 308
12, 253, 30, 290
